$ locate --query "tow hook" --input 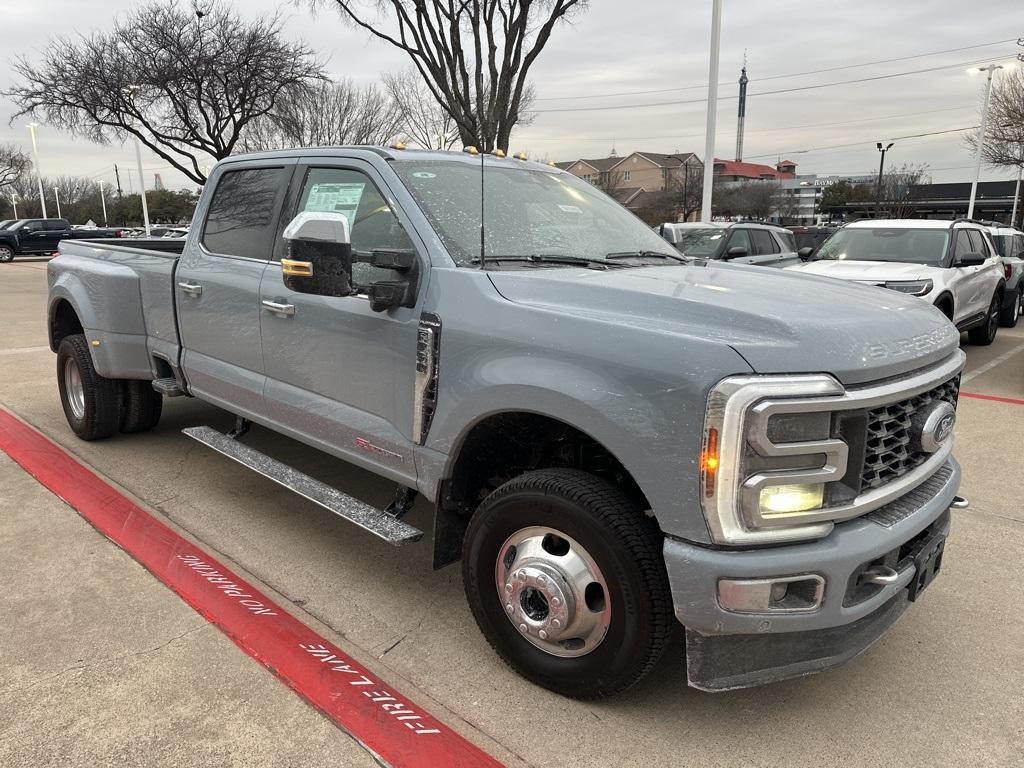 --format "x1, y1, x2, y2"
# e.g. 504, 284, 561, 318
951, 496, 969, 509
